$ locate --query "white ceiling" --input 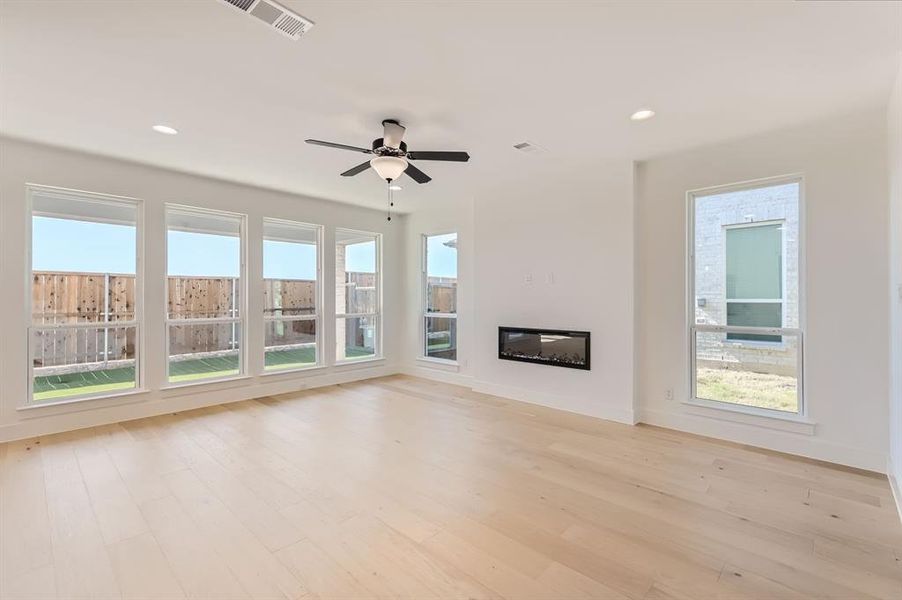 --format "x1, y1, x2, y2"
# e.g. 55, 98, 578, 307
1, 1, 900, 212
